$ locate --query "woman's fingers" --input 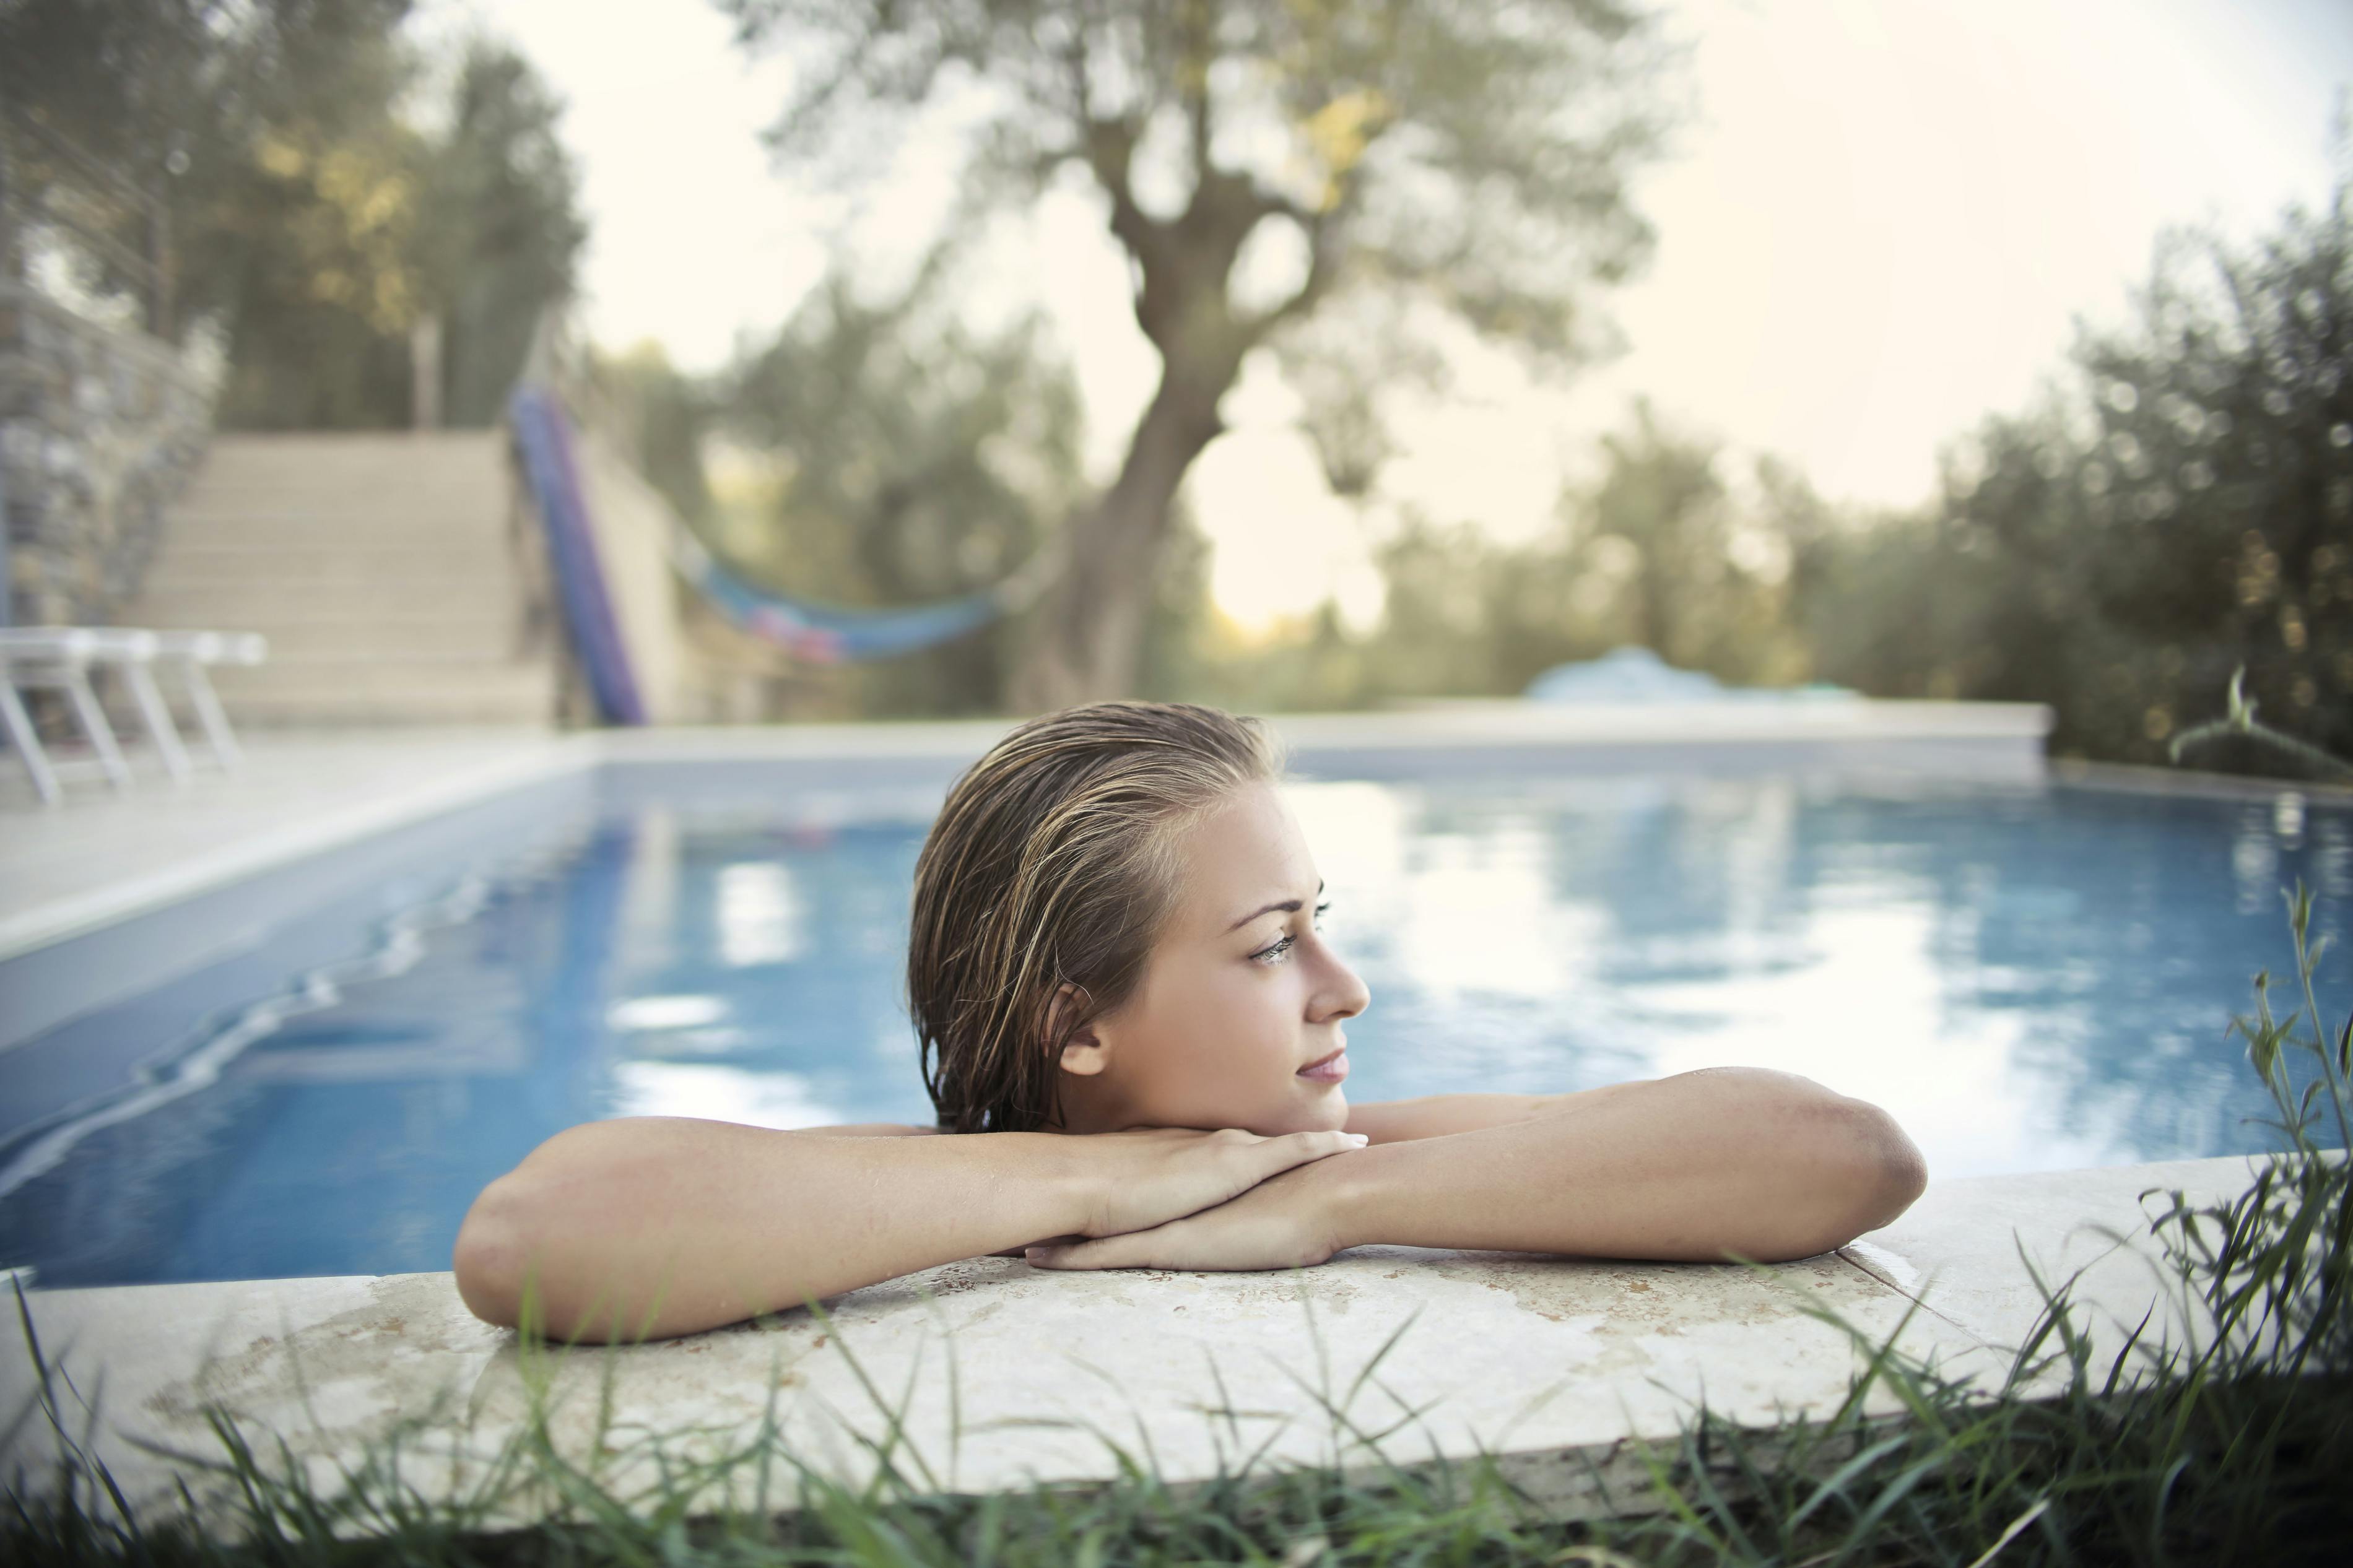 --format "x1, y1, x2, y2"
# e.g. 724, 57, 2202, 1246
1025, 1232, 1156, 1270
1249, 1129, 1367, 1182
1030, 1168, 1339, 1273
1081, 1126, 1367, 1239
